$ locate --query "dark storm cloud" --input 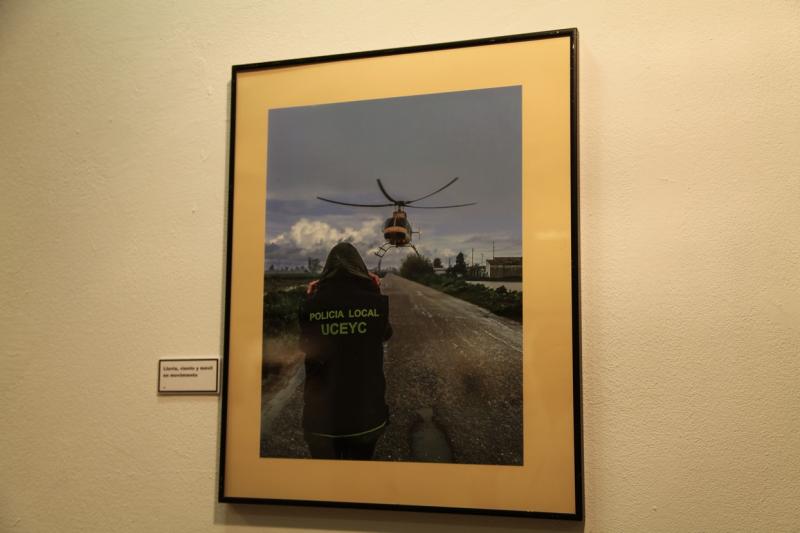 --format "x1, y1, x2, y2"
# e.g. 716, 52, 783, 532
265, 86, 522, 269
